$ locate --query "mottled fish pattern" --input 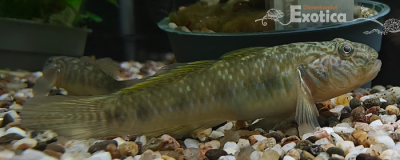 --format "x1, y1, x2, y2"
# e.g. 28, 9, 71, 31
32, 56, 138, 96
21, 38, 381, 139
